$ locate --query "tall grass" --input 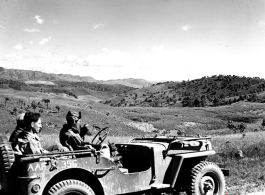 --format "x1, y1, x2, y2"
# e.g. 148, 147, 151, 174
208, 131, 265, 193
